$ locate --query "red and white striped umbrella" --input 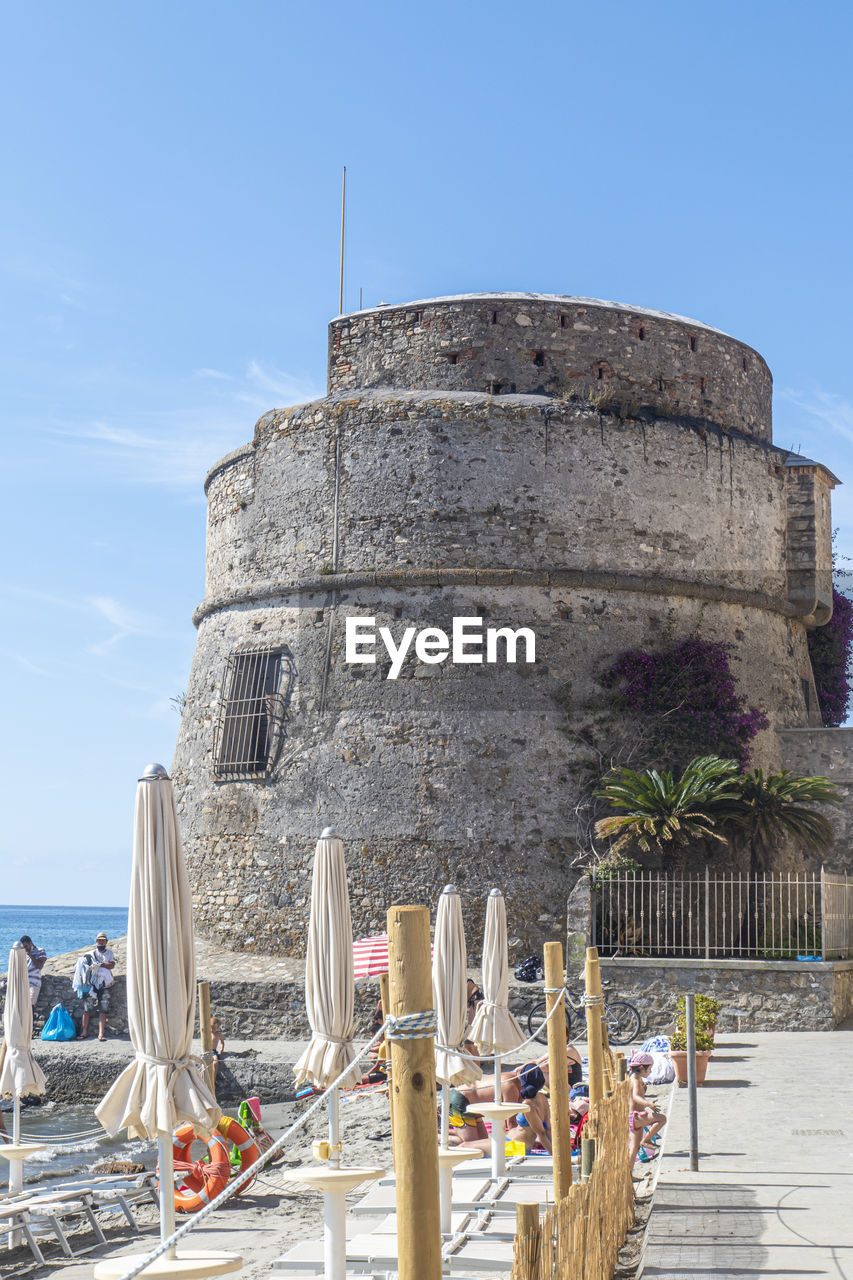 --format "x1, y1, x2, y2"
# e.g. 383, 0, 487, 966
352, 933, 433, 980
